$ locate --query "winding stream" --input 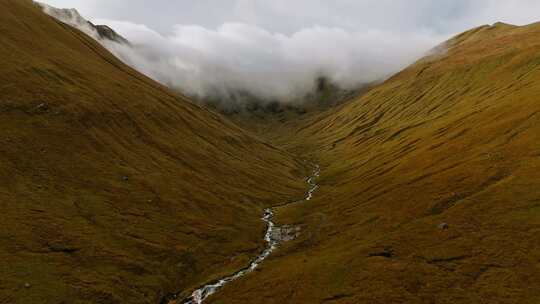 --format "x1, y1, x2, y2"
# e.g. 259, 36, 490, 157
175, 165, 320, 304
